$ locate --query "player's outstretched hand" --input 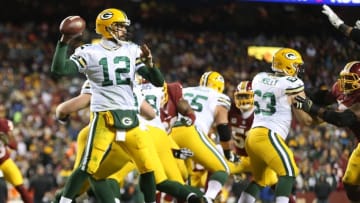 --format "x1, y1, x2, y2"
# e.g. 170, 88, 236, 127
322, 5, 344, 29
140, 44, 154, 68
294, 96, 313, 113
